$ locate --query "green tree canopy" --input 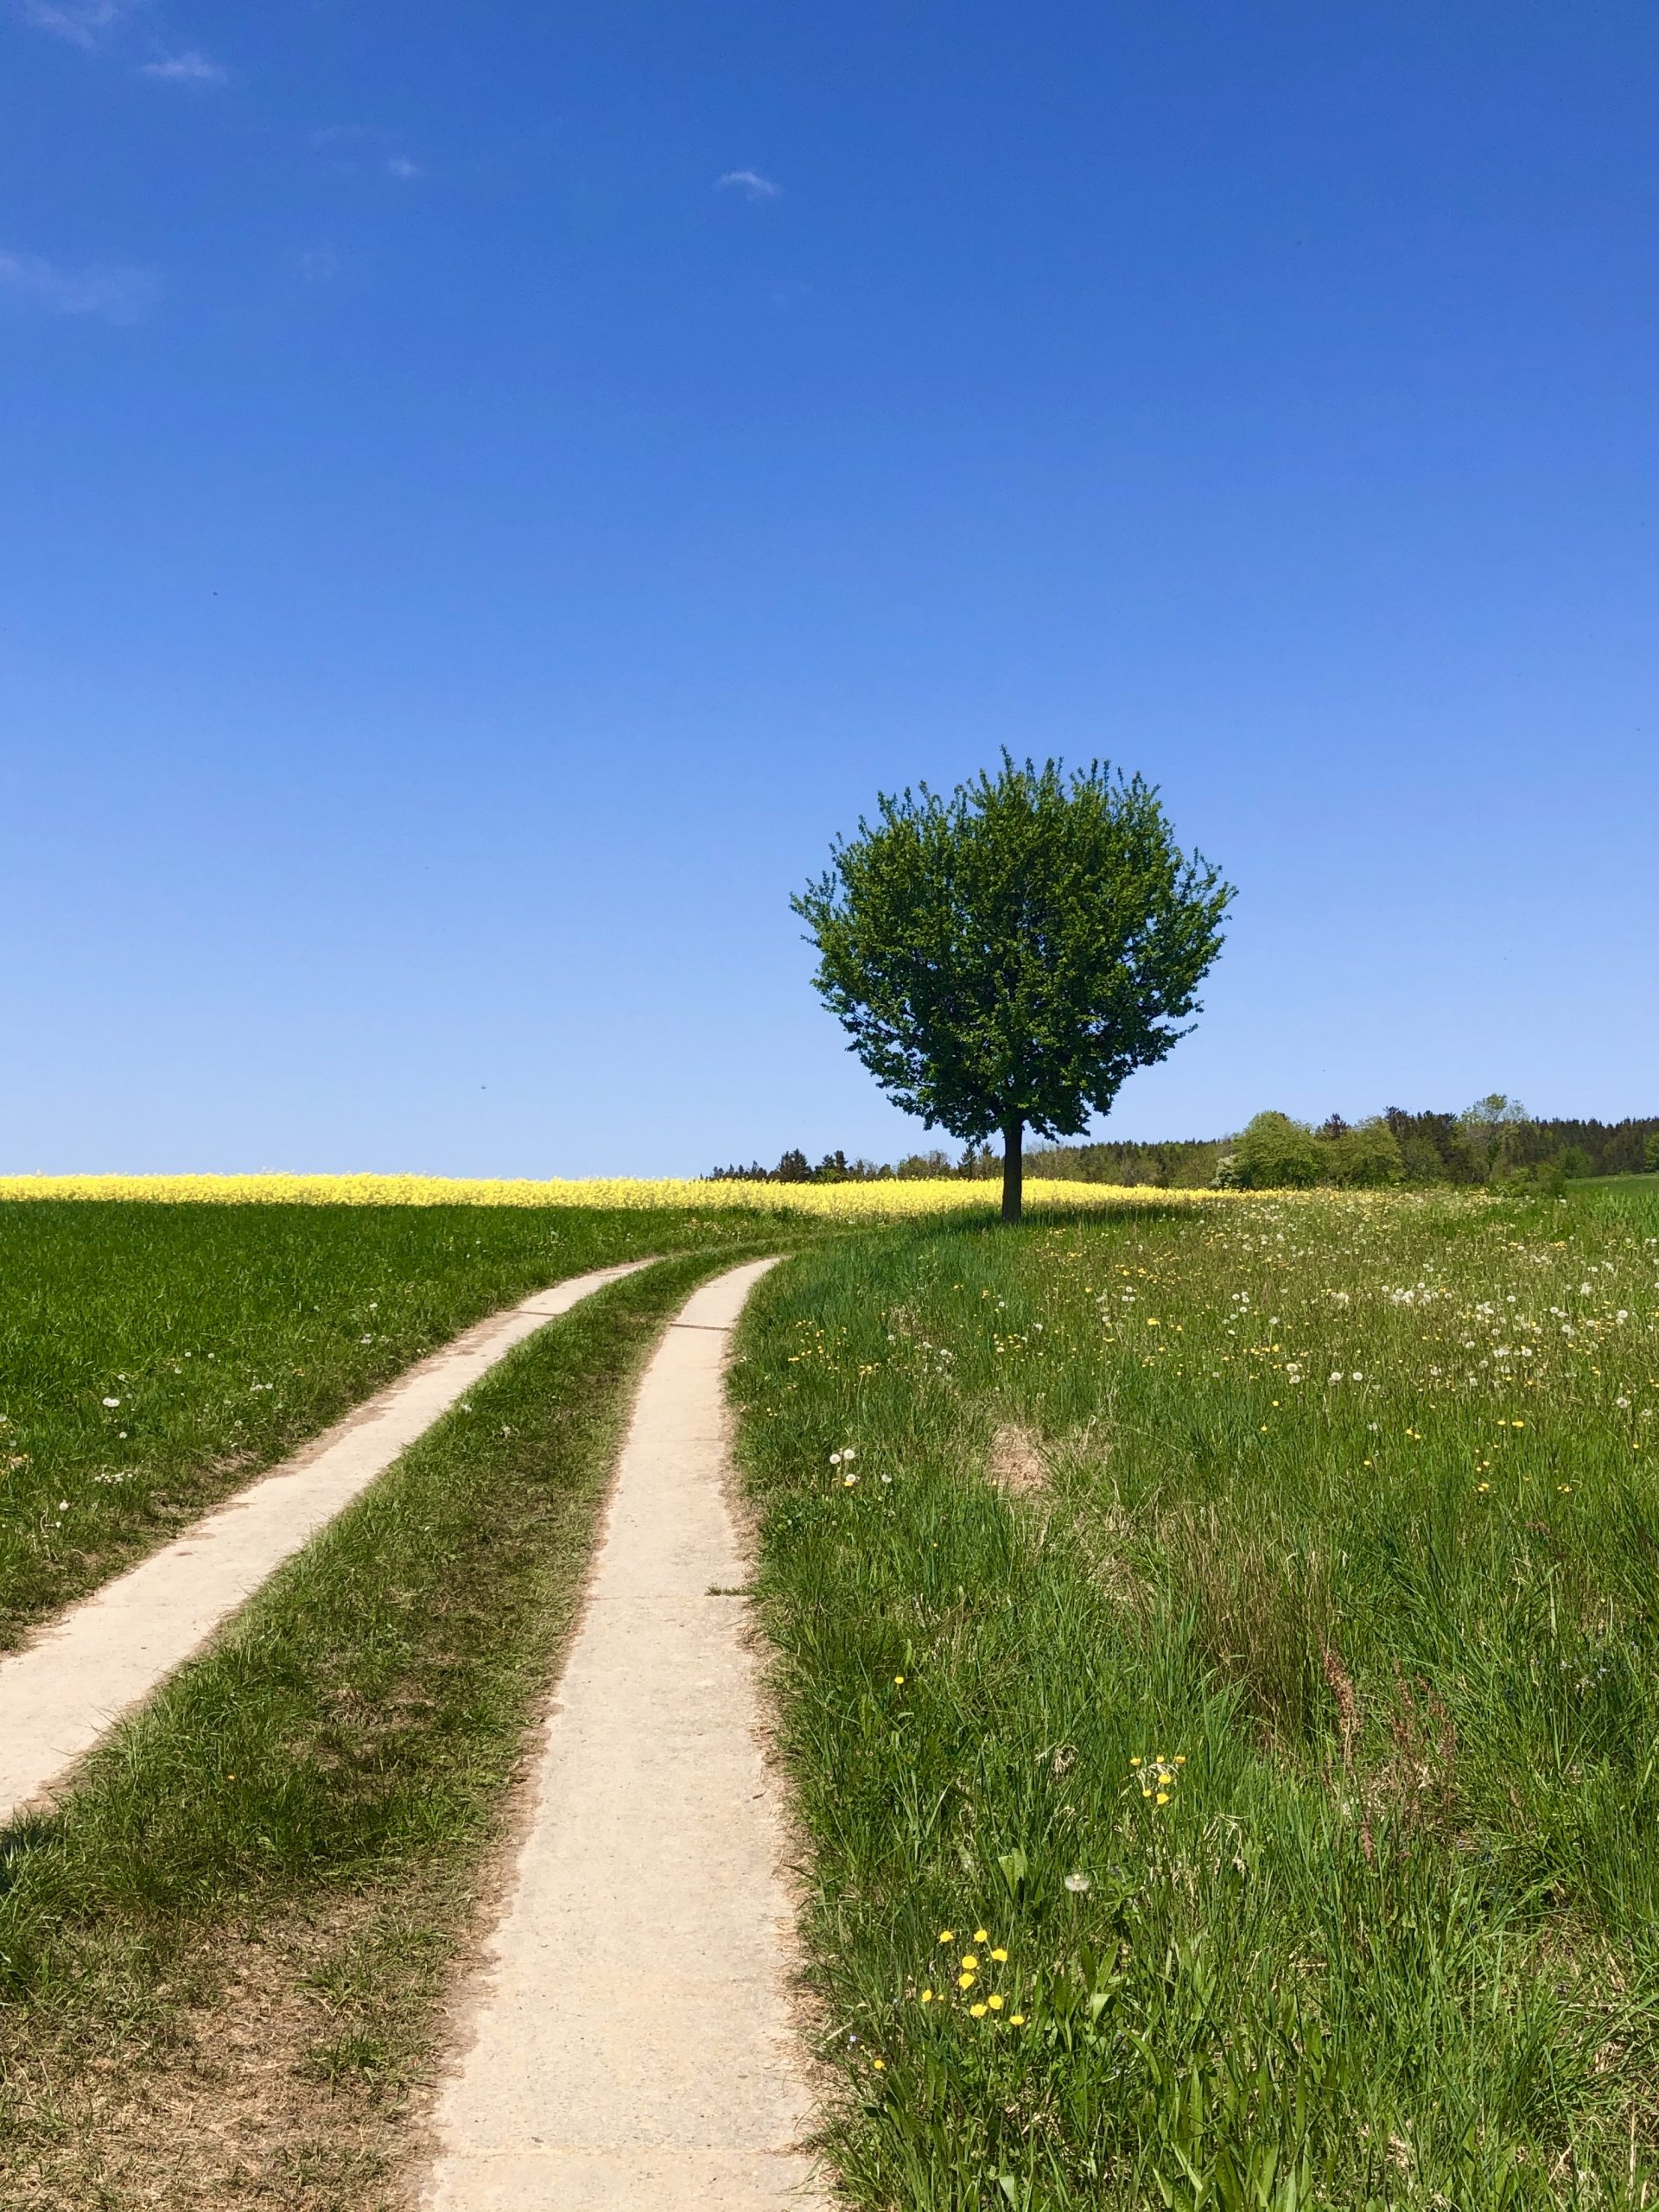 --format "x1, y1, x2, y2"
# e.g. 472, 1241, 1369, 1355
1218, 1111, 1403, 1190
1222, 1111, 1323, 1190
792, 755, 1232, 1220
1323, 1116, 1403, 1188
